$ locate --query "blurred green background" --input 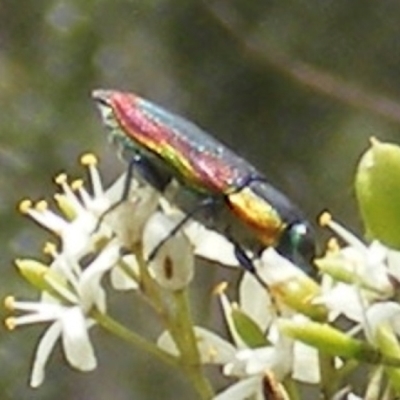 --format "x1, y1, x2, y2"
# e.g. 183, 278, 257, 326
2, 1, 400, 399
